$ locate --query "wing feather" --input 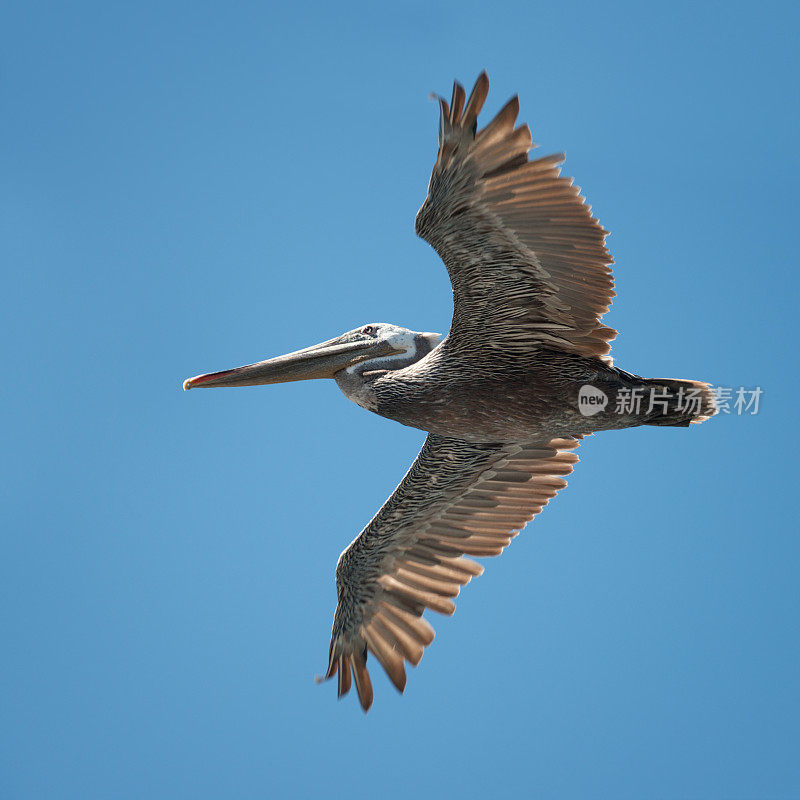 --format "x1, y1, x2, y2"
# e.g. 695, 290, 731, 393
321, 433, 580, 710
416, 73, 615, 361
